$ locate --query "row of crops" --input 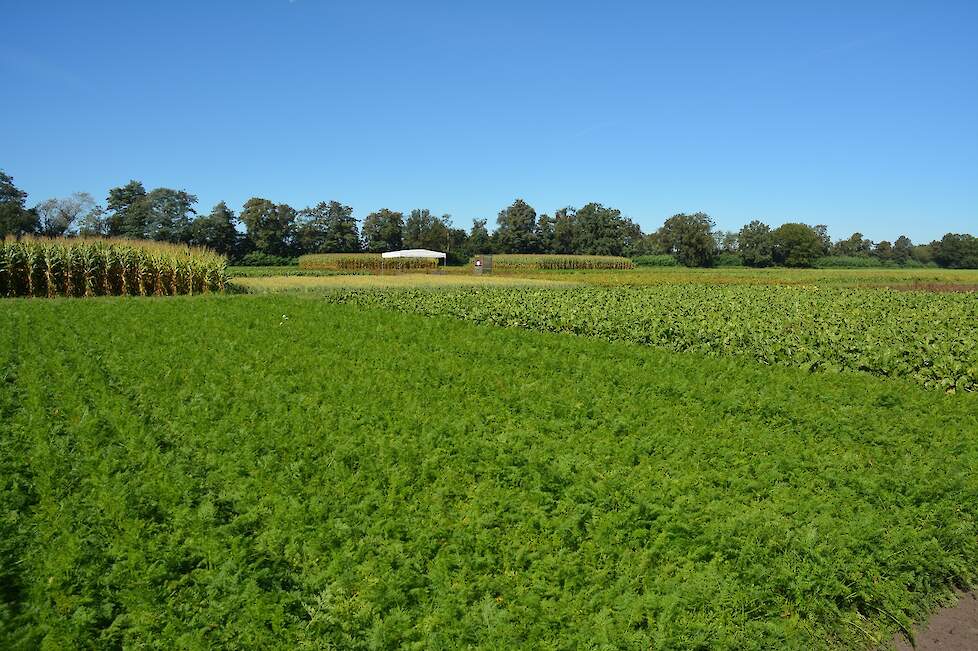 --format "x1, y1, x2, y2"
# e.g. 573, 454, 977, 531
489, 254, 635, 270
297, 253, 635, 272
325, 285, 978, 392
0, 237, 229, 297
5, 295, 978, 648
299, 253, 439, 271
